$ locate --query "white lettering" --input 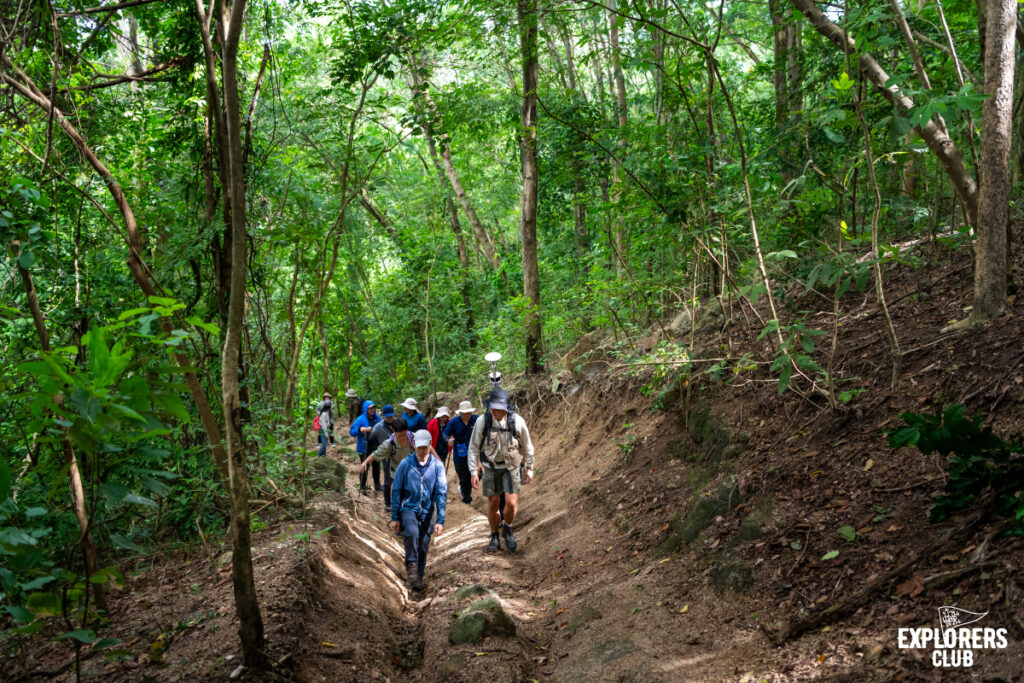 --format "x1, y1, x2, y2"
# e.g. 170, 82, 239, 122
963, 649, 974, 667
932, 650, 944, 667
898, 629, 911, 649
995, 628, 1008, 649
